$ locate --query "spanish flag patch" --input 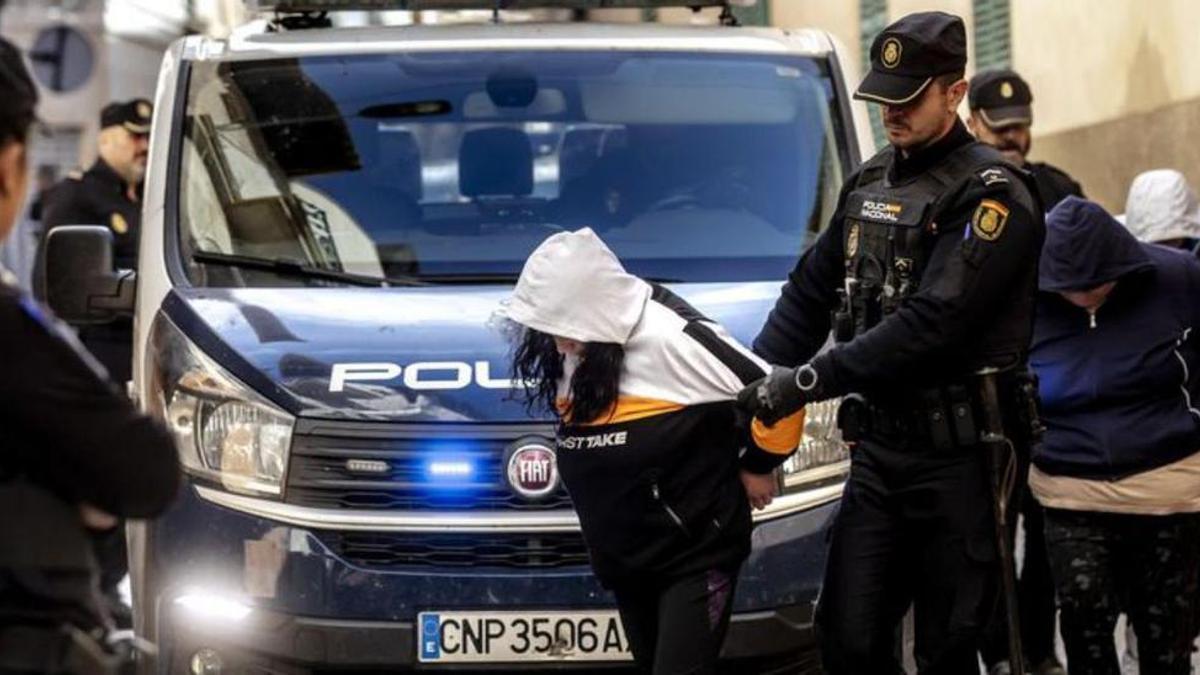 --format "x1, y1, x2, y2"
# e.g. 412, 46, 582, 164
971, 199, 1009, 241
